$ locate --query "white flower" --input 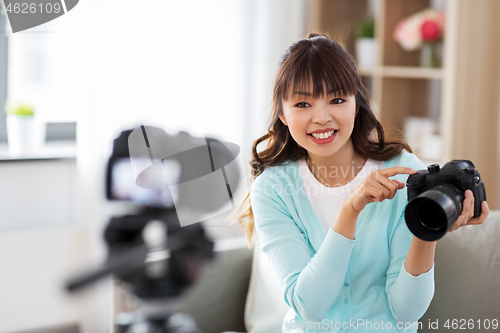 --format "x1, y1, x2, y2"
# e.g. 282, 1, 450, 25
394, 18, 422, 51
